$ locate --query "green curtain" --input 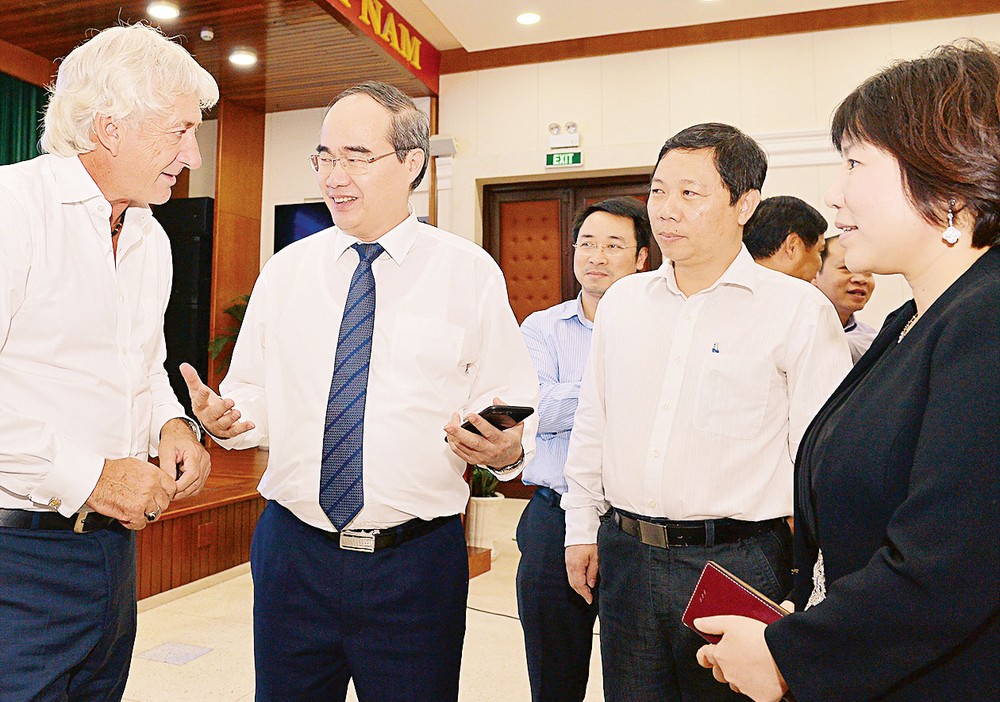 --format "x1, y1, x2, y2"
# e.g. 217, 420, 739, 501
0, 71, 46, 166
